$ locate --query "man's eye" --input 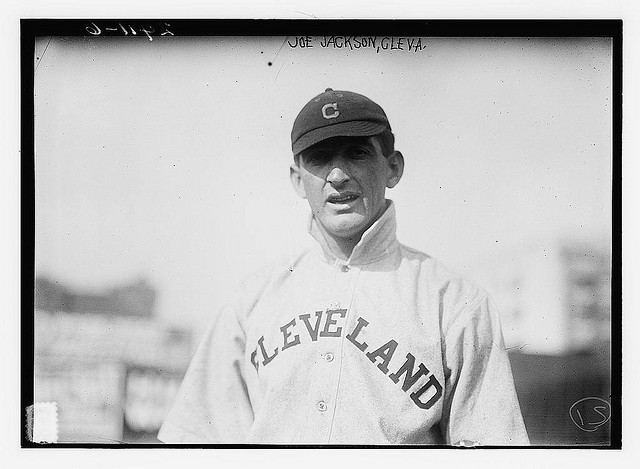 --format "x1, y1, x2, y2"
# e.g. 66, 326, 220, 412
349, 147, 370, 159
304, 152, 330, 166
